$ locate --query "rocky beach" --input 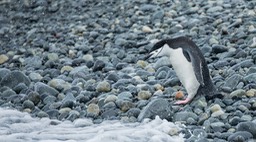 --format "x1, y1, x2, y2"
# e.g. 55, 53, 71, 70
0, 0, 256, 141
